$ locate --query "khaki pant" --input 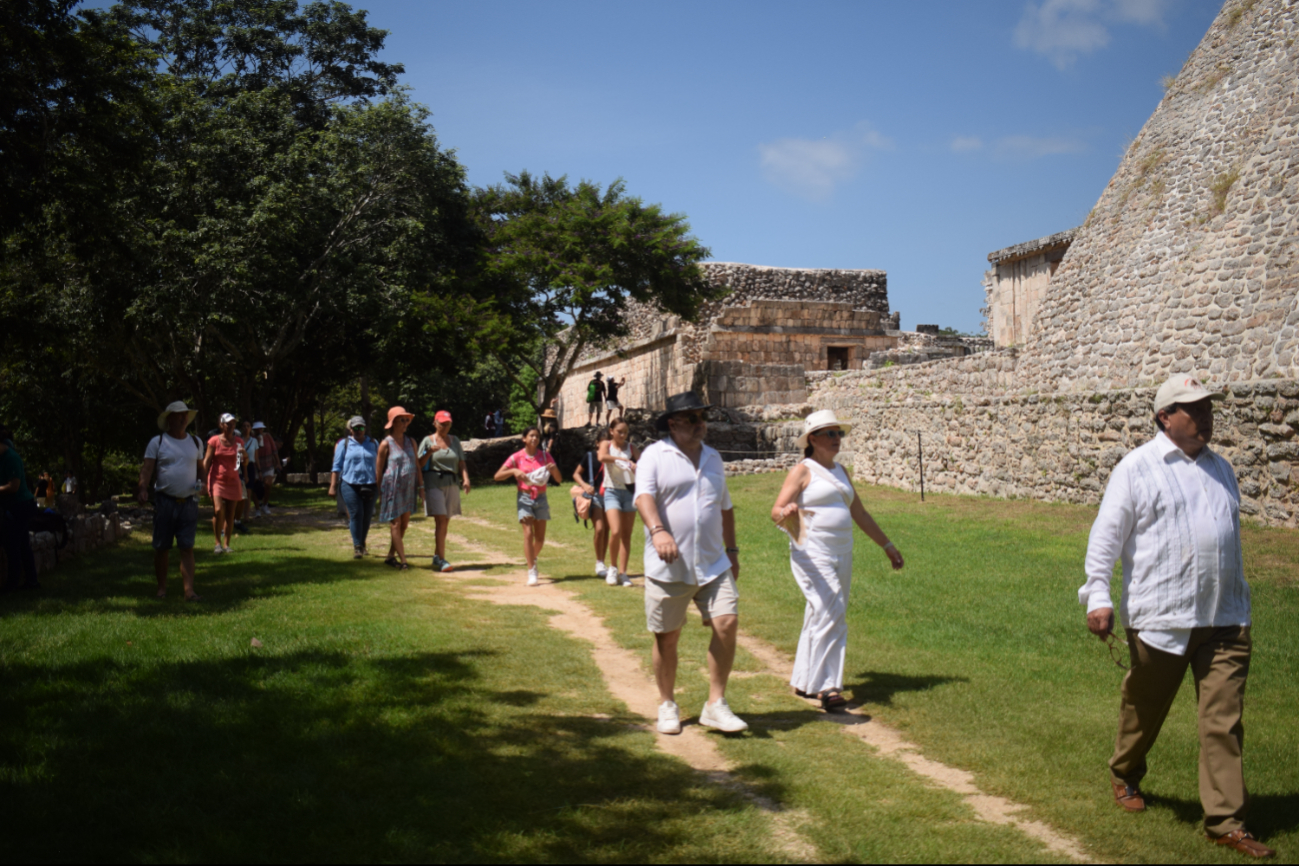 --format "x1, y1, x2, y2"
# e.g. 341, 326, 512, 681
1110, 626, 1251, 835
